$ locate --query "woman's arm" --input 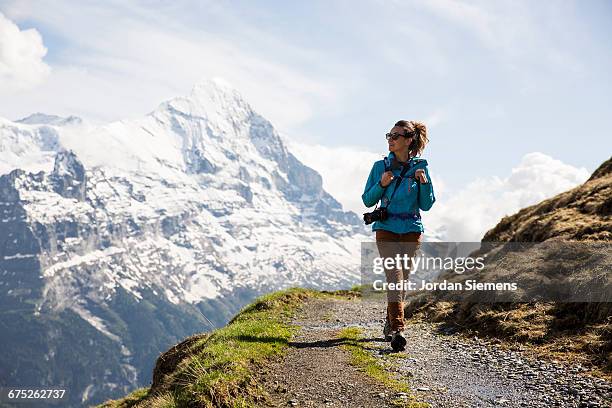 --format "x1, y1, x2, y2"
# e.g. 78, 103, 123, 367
362, 162, 385, 208
418, 166, 436, 211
